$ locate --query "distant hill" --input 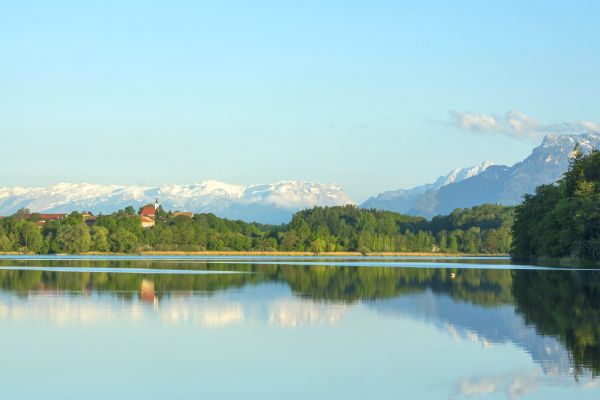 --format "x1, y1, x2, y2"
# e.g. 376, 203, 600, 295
364, 132, 600, 218
0, 180, 355, 224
